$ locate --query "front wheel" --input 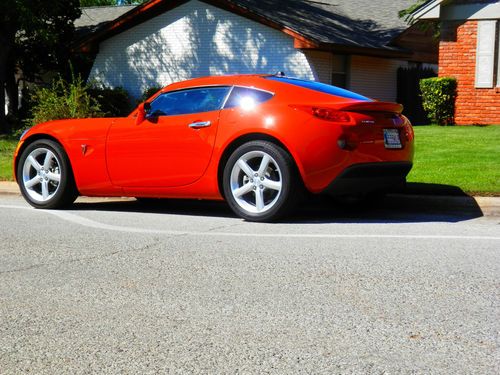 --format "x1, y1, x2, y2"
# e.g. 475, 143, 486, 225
17, 139, 78, 209
223, 141, 301, 222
